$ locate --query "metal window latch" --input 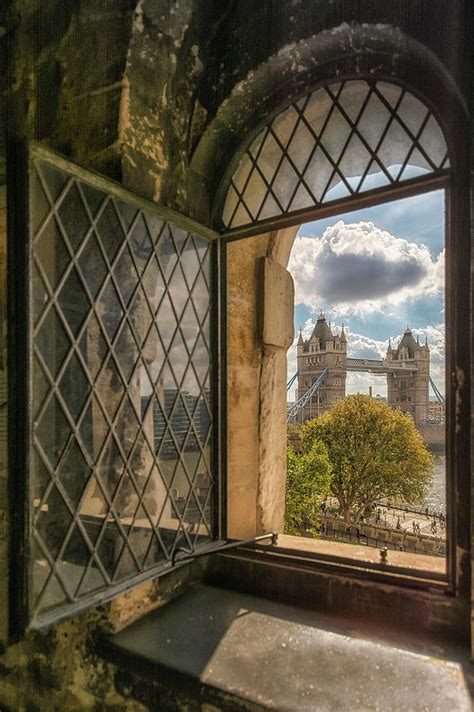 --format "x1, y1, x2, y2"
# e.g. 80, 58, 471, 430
171, 532, 278, 566
379, 547, 389, 564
